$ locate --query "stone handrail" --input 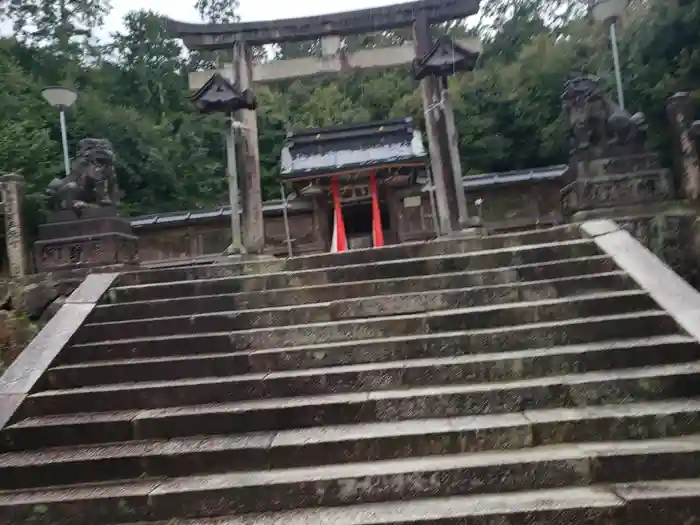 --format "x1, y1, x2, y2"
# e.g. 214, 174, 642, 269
582, 219, 700, 342
0, 273, 119, 430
